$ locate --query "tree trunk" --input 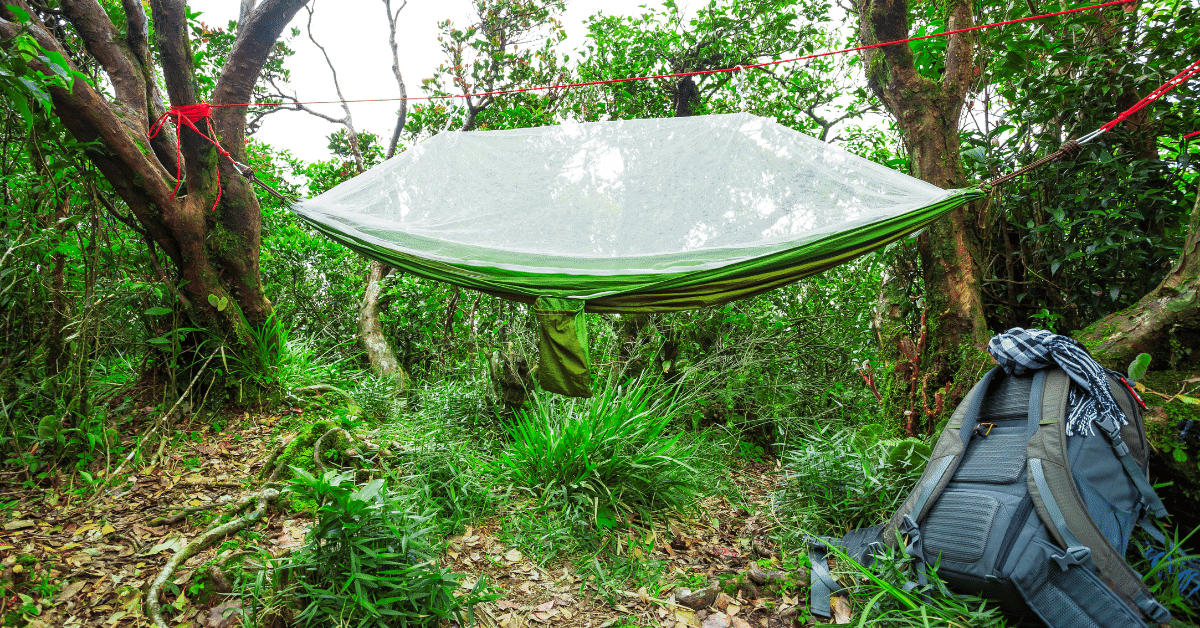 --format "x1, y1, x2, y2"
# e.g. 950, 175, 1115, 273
358, 261, 405, 380
856, 0, 991, 422
46, 196, 70, 378
674, 76, 700, 117
1, 0, 308, 363
1079, 185, 1200, 367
